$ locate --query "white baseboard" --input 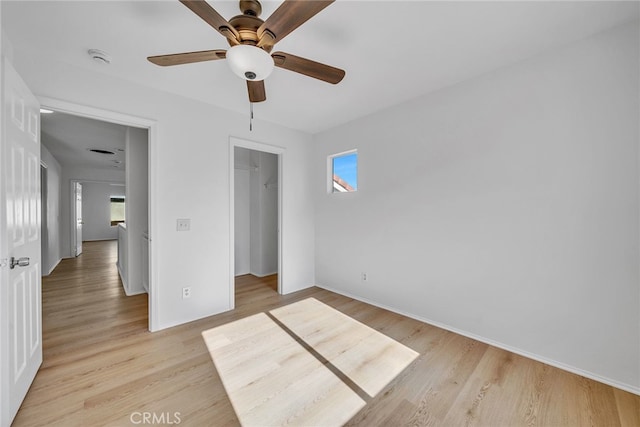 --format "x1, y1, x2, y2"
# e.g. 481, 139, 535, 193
117, 262, 146, 296
123, 287, 147, 296
117, 262, 128, 292
125, 280, 147, 296
82, 238, 117, 242
317, 283, 640, 396
250, 270, 278, 278
43, 258, 62, 276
